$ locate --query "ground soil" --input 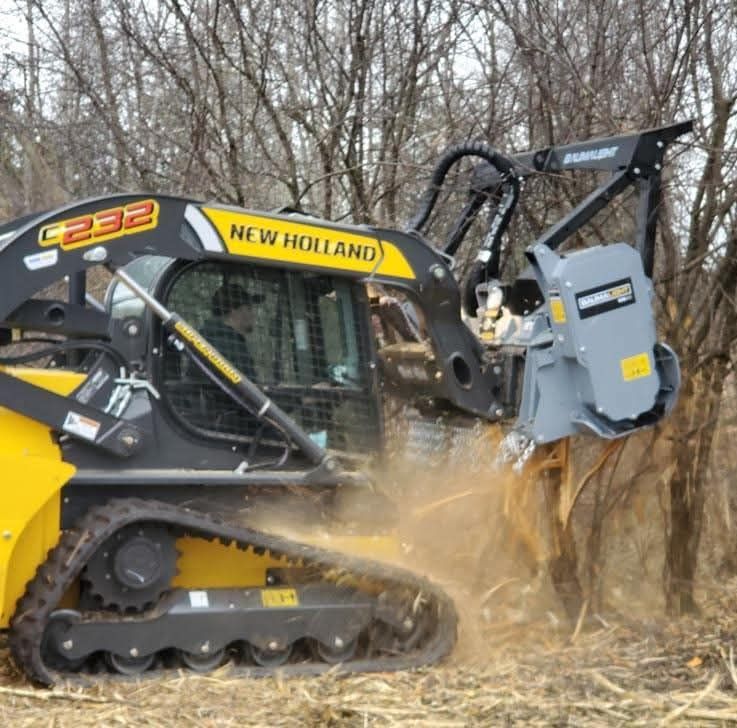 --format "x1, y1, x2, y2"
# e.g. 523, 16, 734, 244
3, 583, 737, 726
